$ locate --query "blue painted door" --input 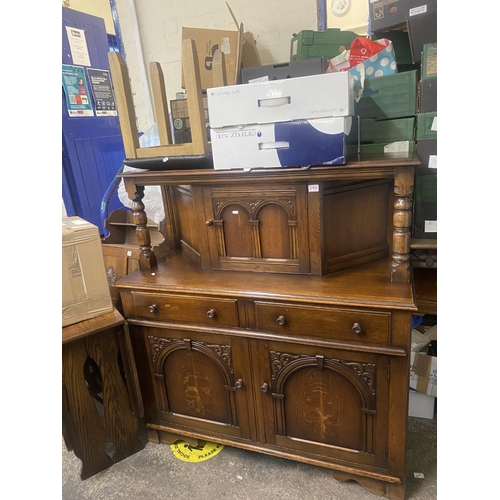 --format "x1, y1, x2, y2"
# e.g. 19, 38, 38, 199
62, 7, 125, 234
